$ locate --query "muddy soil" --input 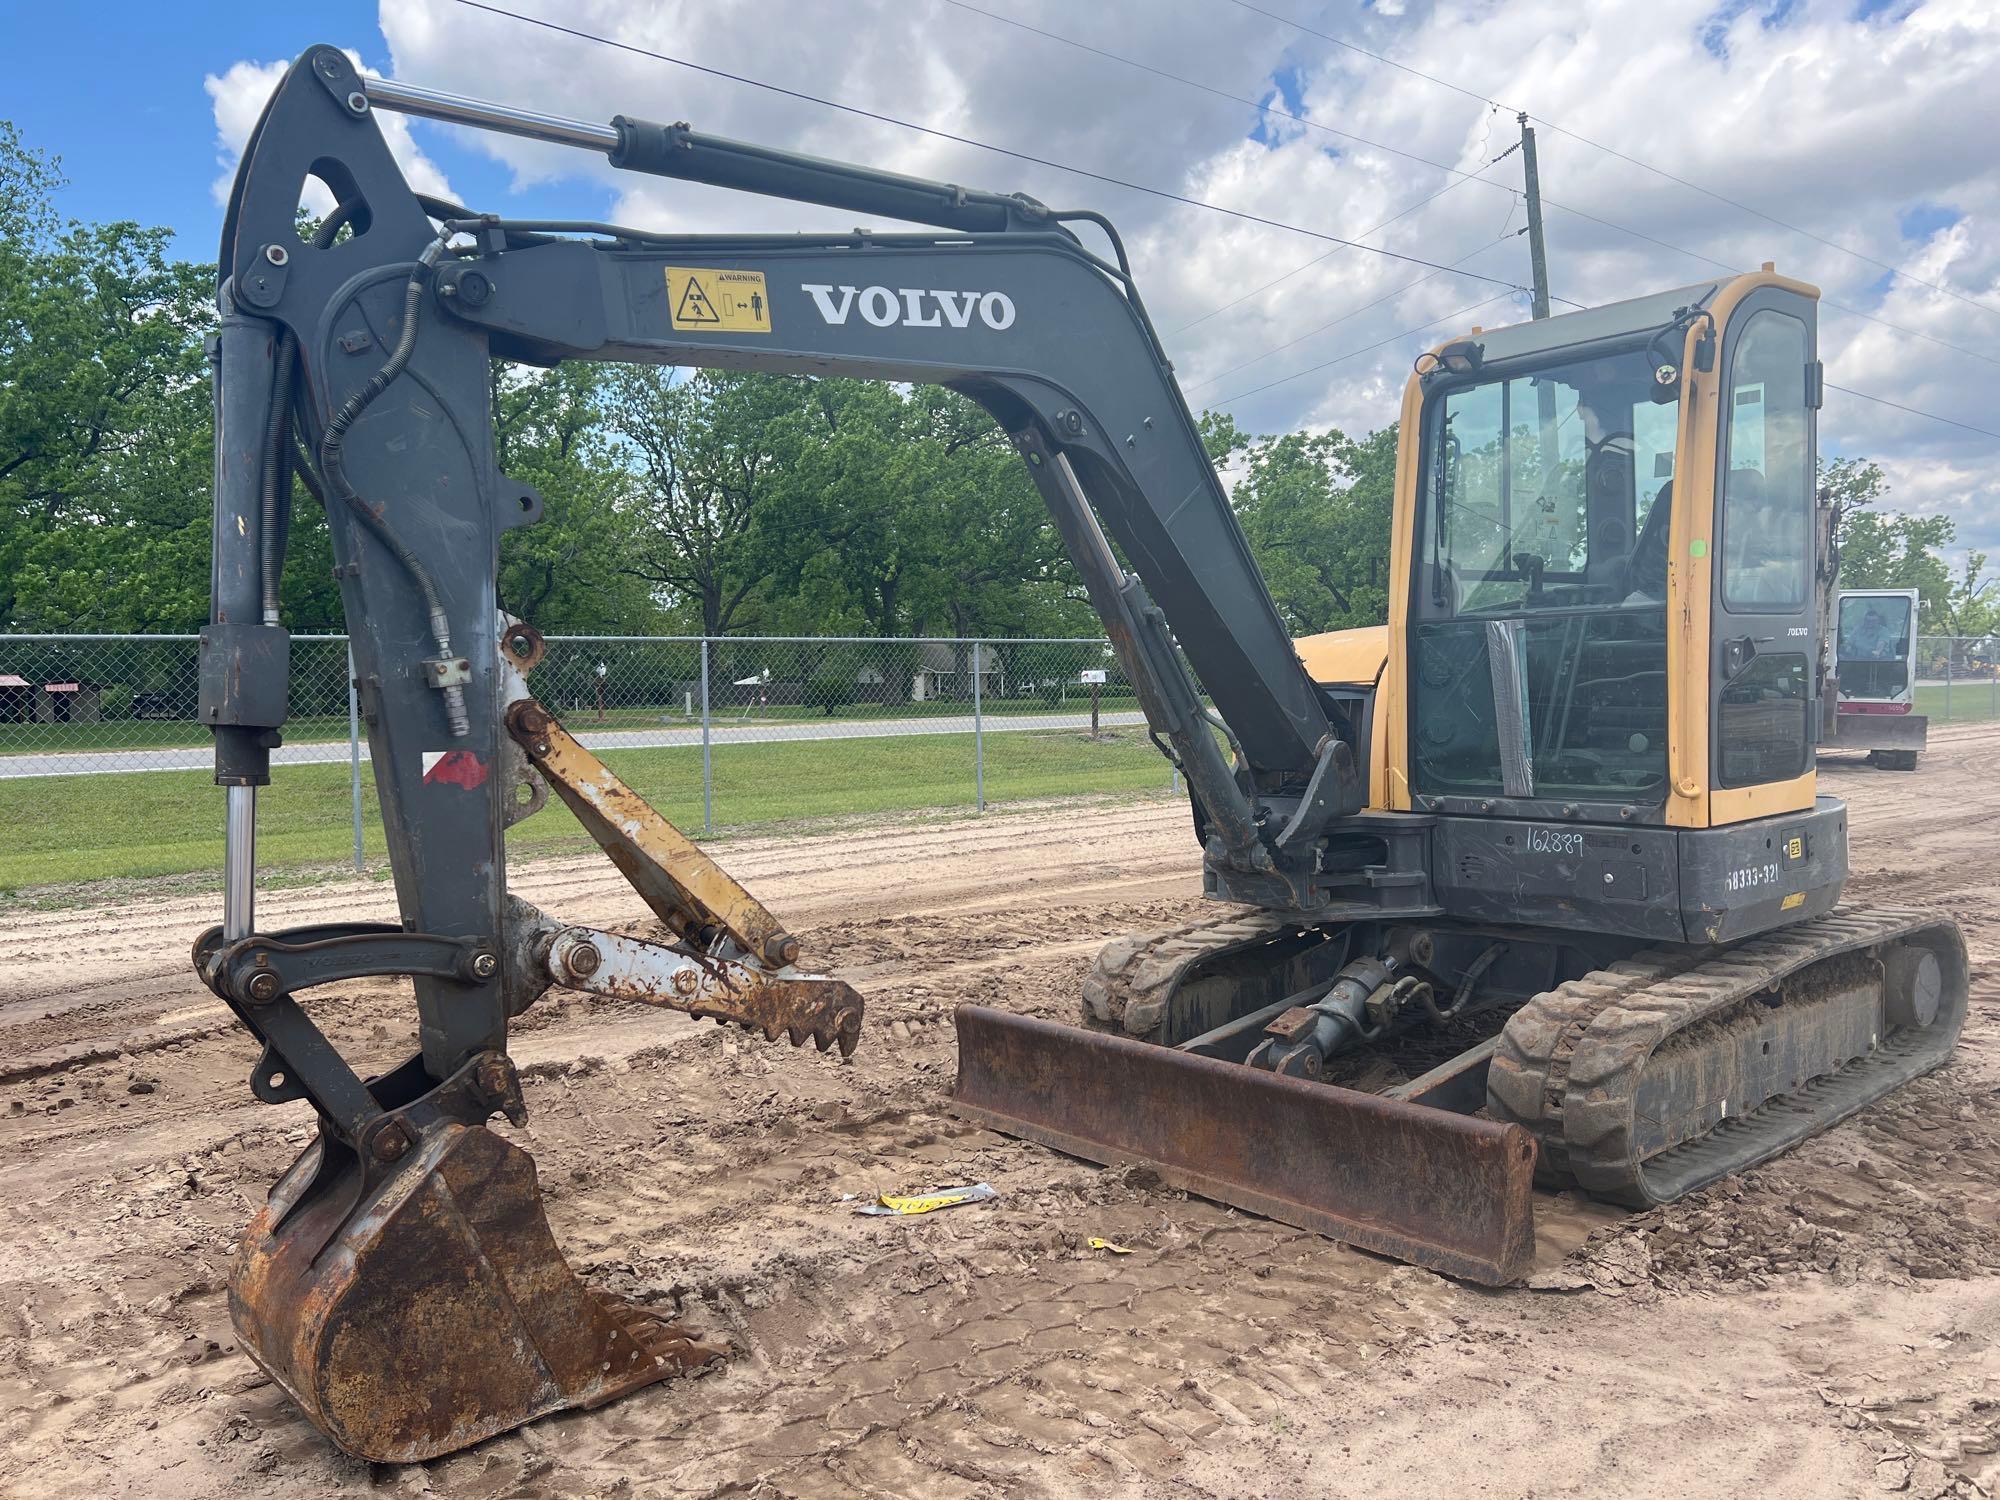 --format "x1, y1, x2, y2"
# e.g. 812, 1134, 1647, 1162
2, 724, 1997, 1499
